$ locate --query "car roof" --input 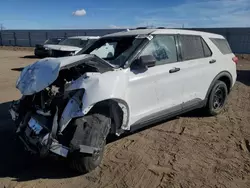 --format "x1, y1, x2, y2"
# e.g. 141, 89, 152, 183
103, 29, 157, 37
103, 29, 224, 39
152, 29, 224, 38
68, 36, 100, 40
